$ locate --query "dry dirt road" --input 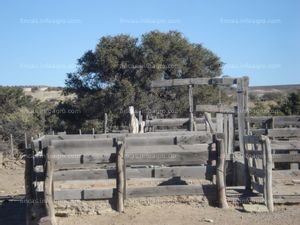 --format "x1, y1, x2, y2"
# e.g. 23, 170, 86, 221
0, 160, 300, 225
